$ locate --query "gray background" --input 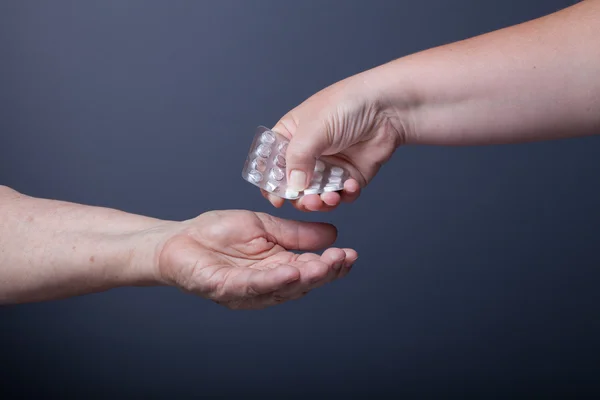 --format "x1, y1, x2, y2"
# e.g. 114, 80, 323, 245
1, 0, 598, 397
